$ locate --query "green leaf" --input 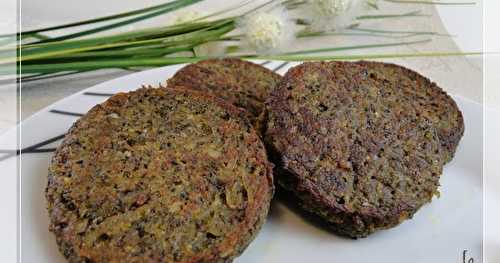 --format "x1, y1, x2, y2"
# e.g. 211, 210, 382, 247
28, 33, 51, 41
7, 50, 482, 76
3, 21, 235, 64
43, 46, 193, 60
10, 38, 437, 75
8, 57, 204, 75
17, 19, 228, 51
35, 0, 204, 43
